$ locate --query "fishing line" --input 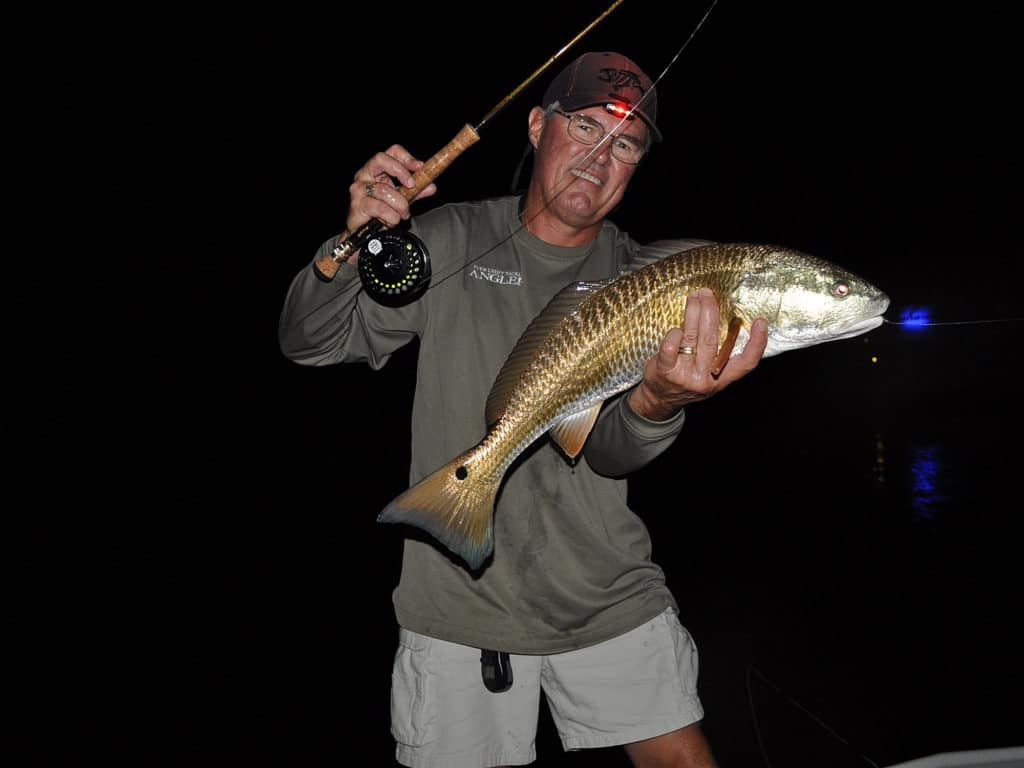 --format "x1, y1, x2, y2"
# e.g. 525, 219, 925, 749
747, 663, 882, 768
882, 317, 1024, 326
424, 0, 722, 293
